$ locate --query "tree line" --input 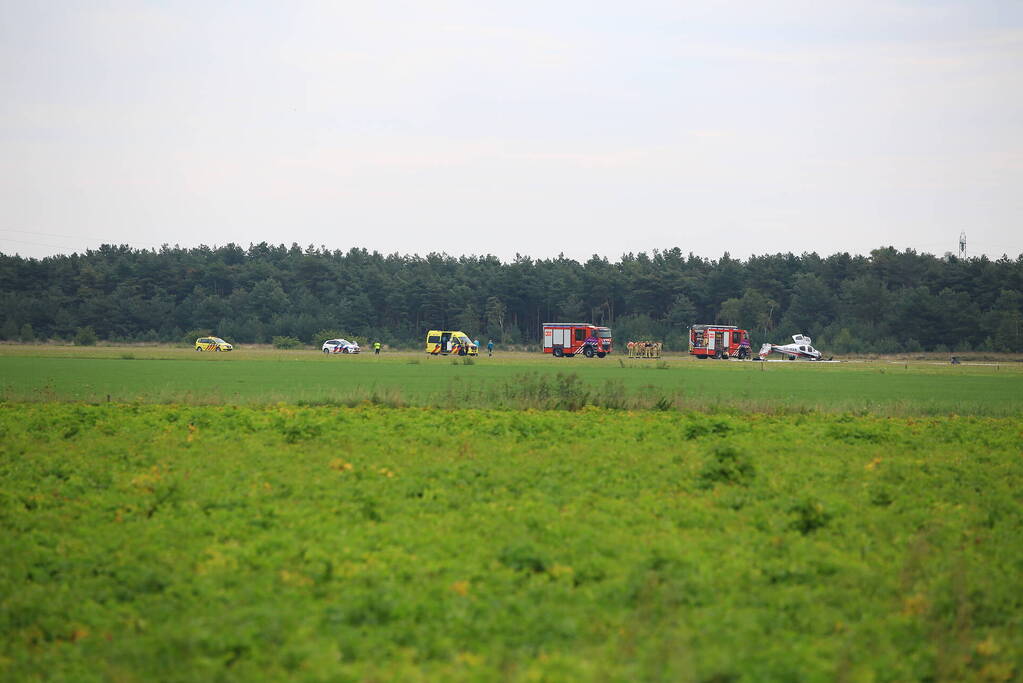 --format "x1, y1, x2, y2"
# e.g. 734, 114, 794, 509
1, 243, 1021, 352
